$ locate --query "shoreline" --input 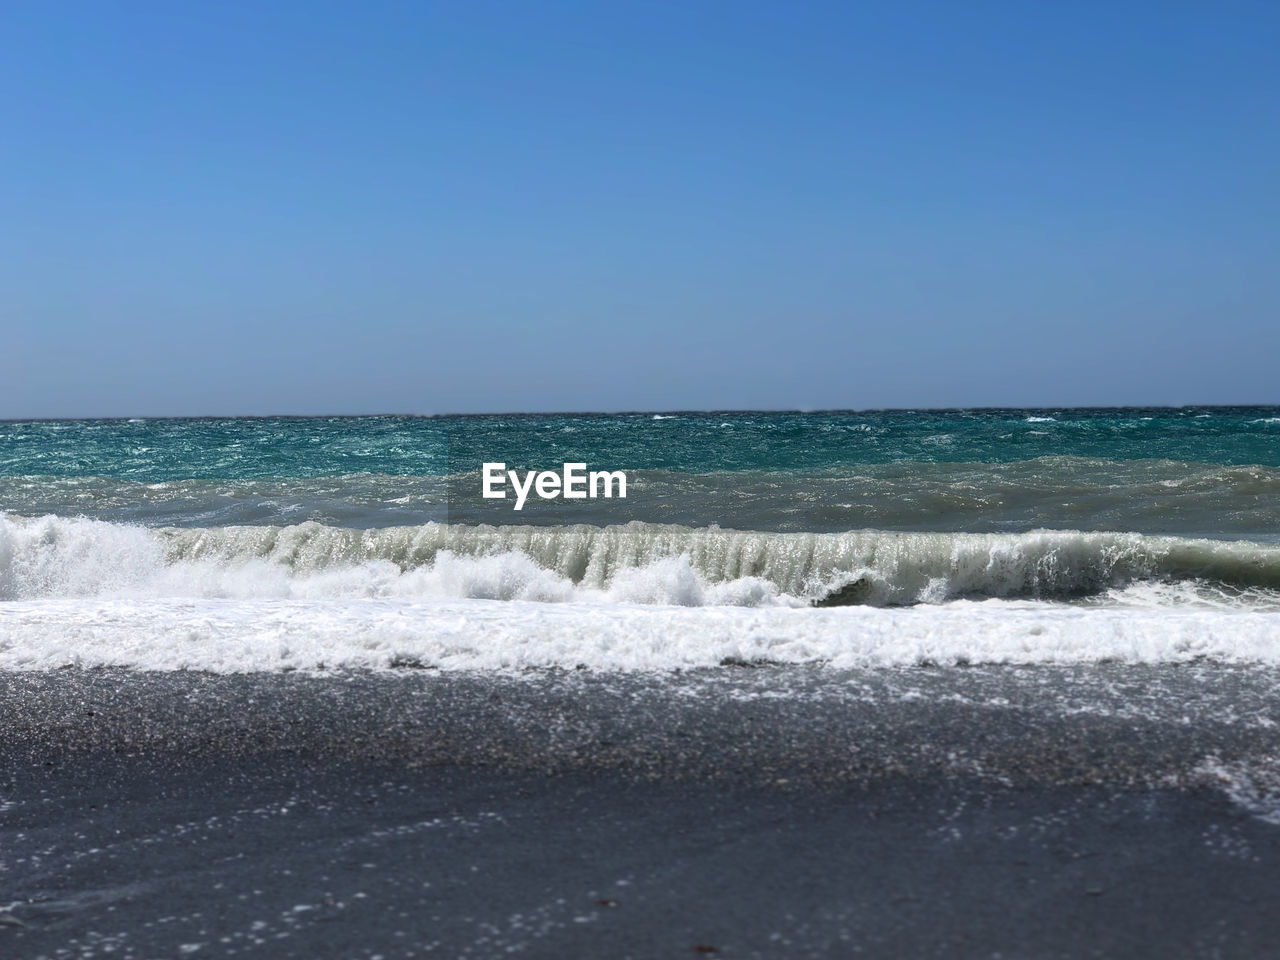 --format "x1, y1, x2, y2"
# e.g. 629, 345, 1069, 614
3, 665, 1280, 957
